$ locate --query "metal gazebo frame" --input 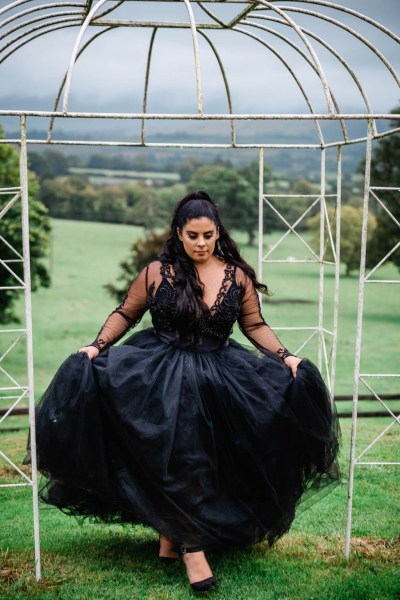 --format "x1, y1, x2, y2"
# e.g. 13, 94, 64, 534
0, 0, 398, 581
